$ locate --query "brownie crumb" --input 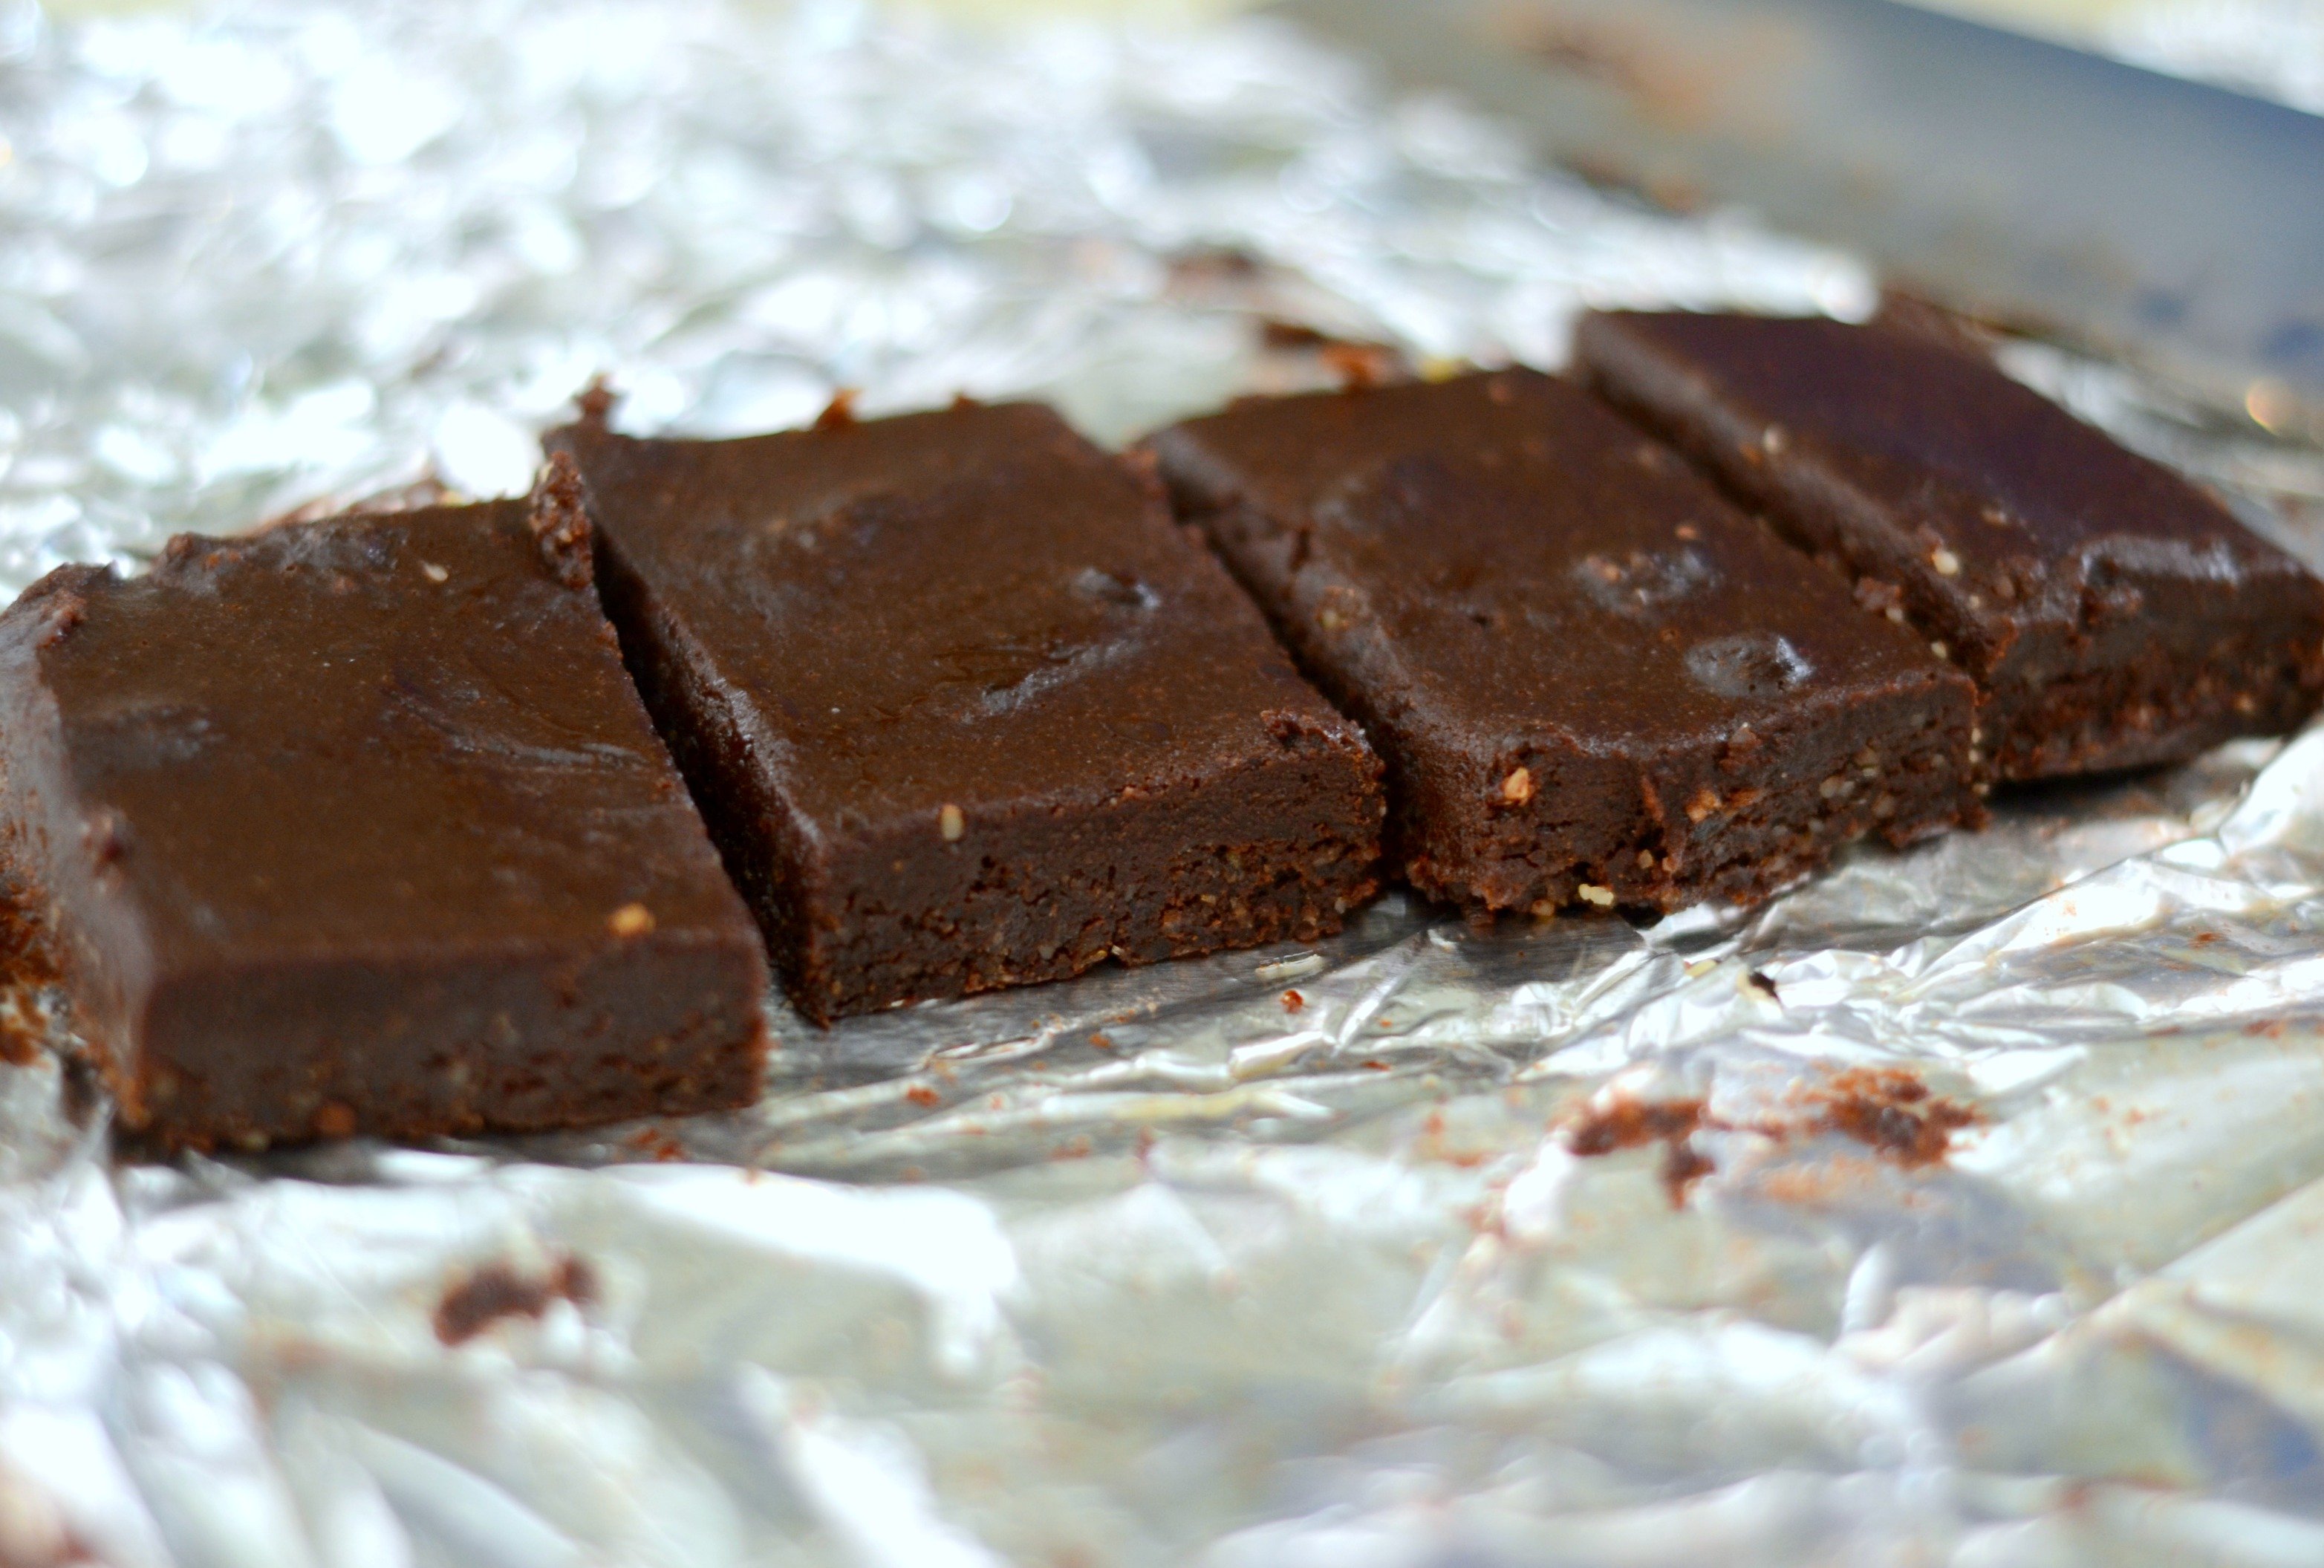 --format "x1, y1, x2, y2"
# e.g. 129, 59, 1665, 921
0, 1018, 35, 1068
527, 452, 595, 590
576, 374, 619, 426
1567, 1095, 1706, 1154
1566, 1095, 1715, 1207
1659, 1139, 1717, 1205
1320, 340, 1396, 391
1560, 1066, 1977, 1205
433, 1253, 599, 1345
0, 890, 59, 992
32, 583, 90, 648
0, 883, 59, 1069
1803, 1066, 1977, 1168
813, 388, 859, 430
